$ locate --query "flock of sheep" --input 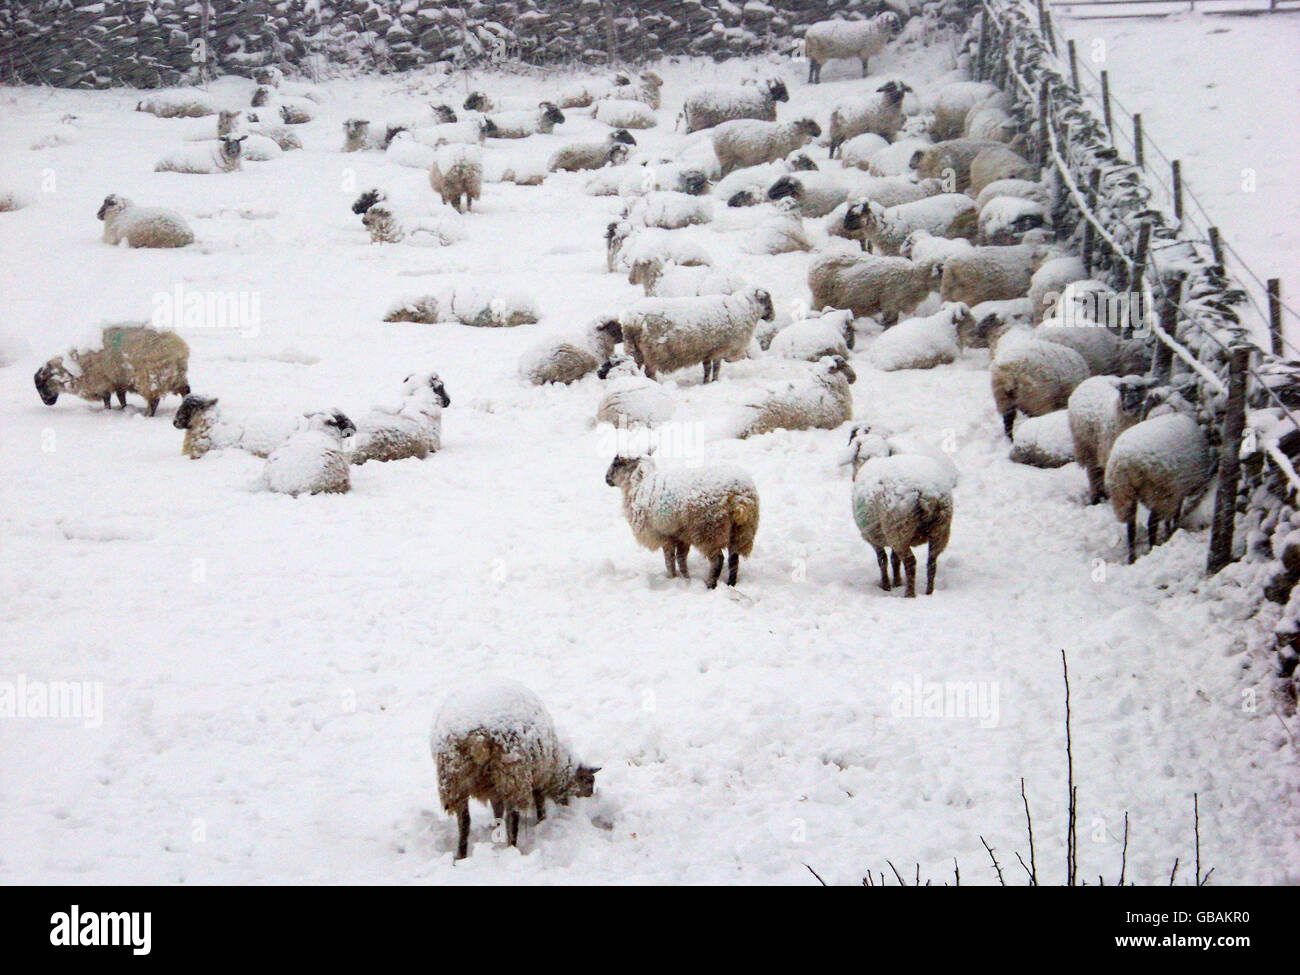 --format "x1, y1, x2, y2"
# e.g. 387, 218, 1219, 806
20, 11, 1217, 859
